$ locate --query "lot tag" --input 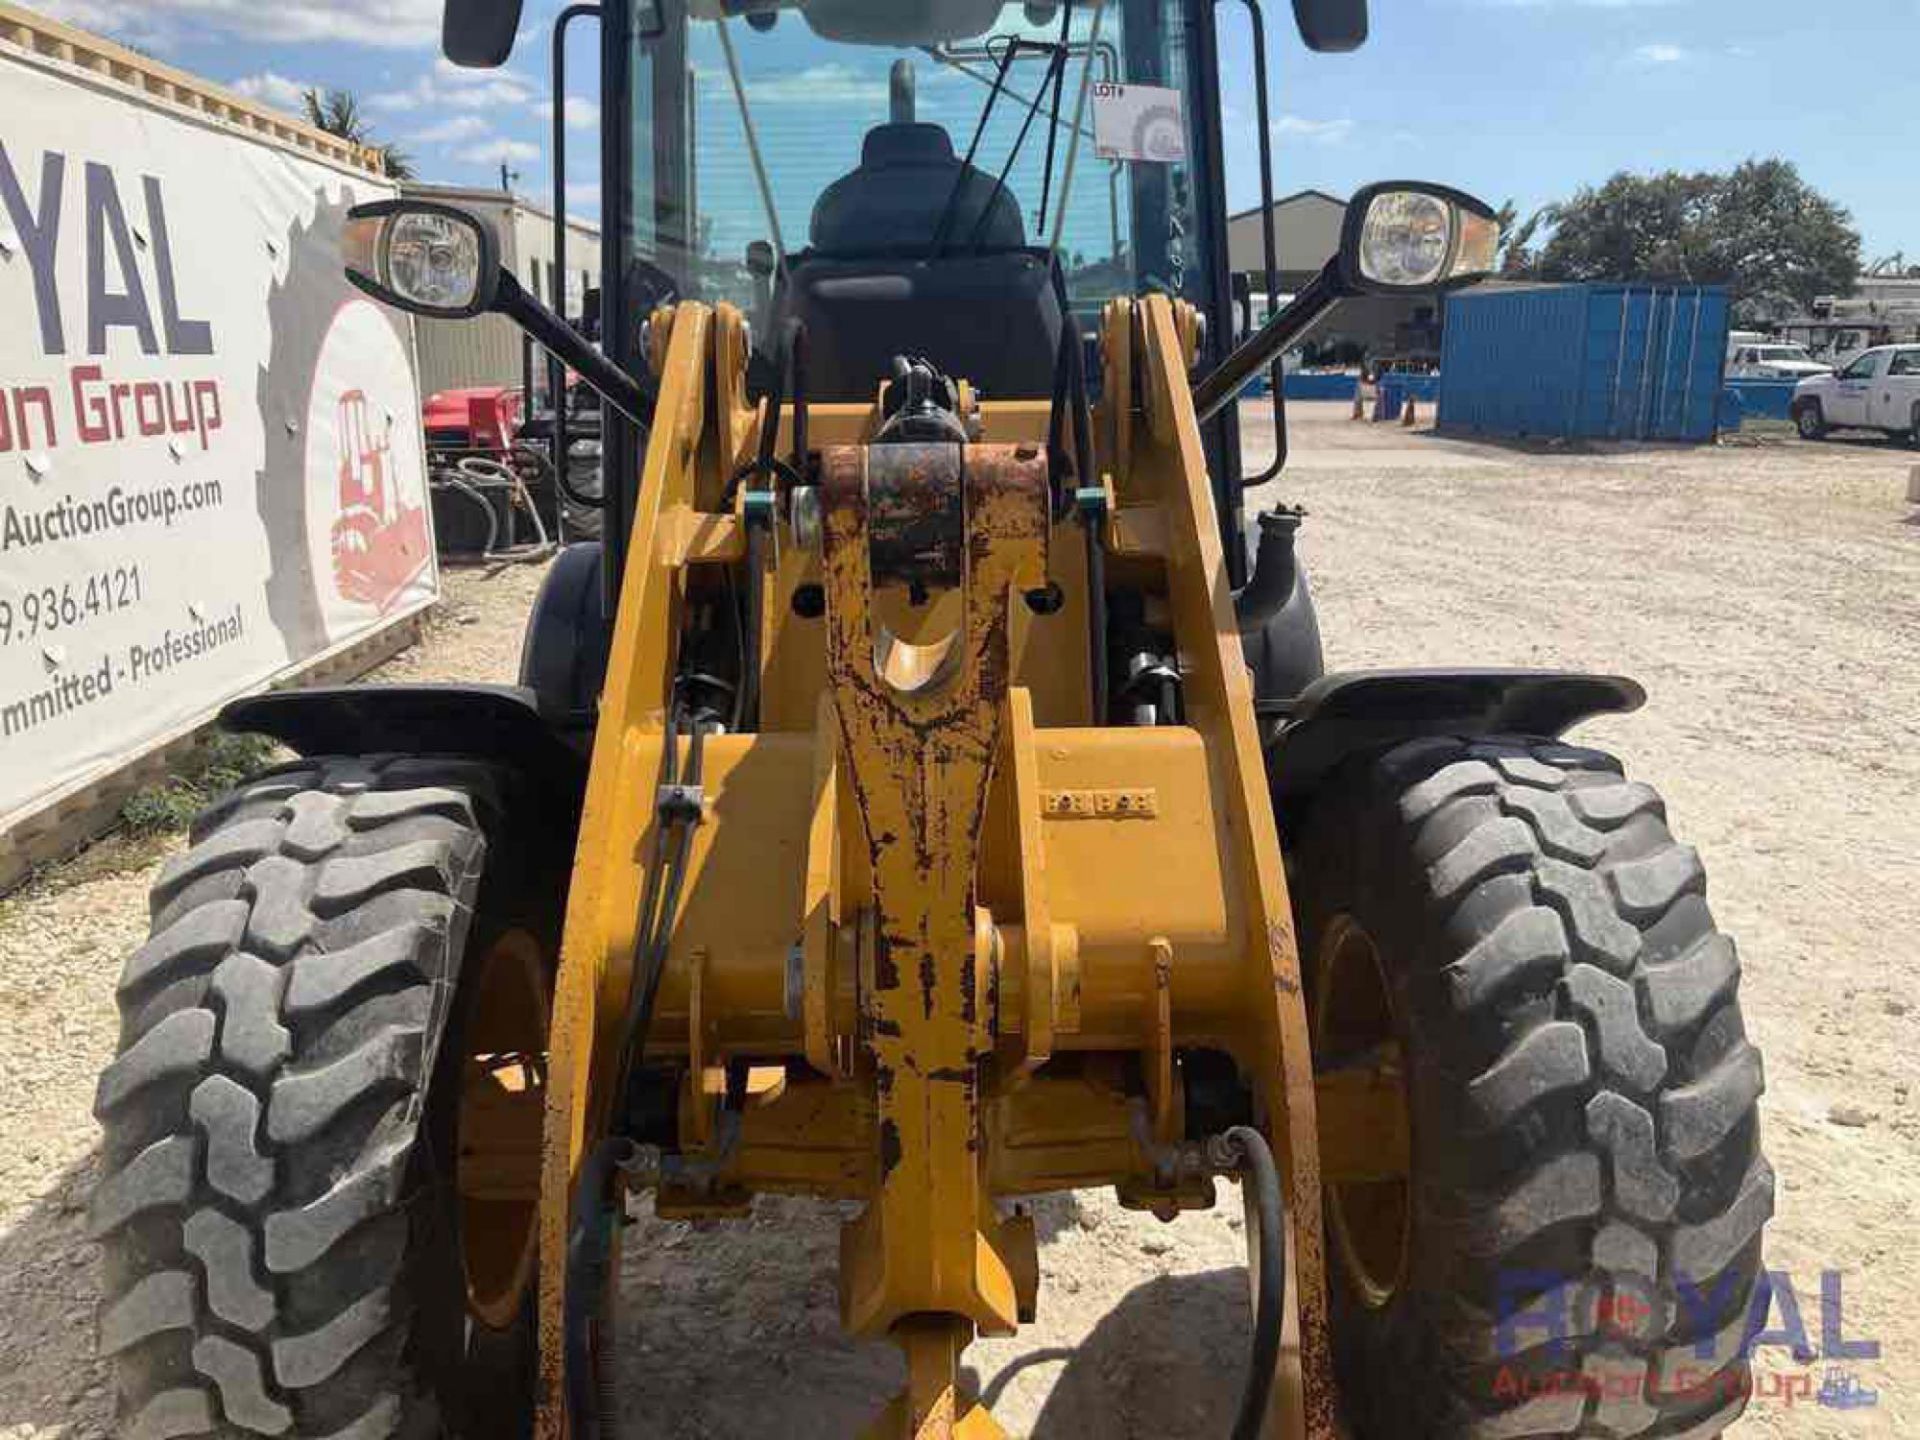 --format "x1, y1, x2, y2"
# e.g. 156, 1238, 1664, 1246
1092, 82, 1186, 163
